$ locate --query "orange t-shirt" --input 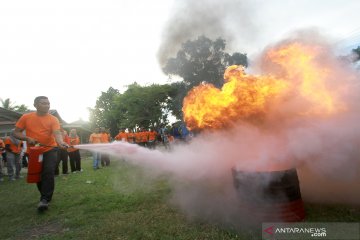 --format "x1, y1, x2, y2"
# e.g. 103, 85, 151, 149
127, 133, 135, 143
101, 133, 110, 143
139, 132, 149, 143
89, 133, 103, 144
15, 112, 60, 152
115, 132, 128, 141
4, 137, 22, 154
148, 131, 157, 141
68, 136, 80, 152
